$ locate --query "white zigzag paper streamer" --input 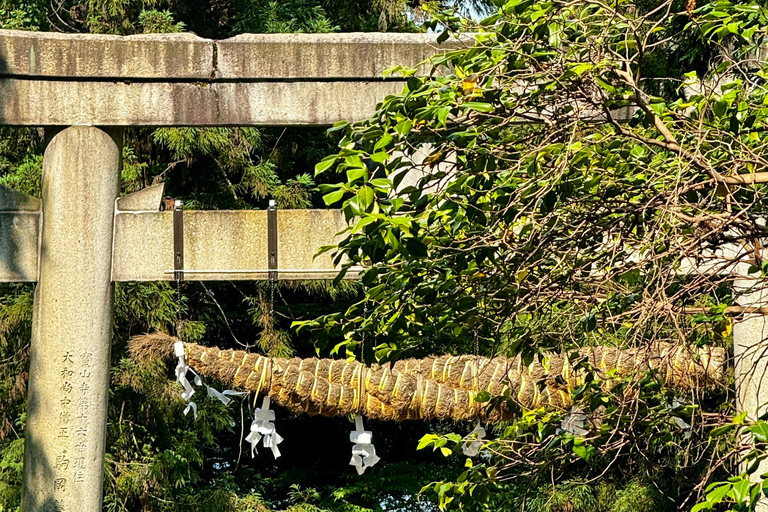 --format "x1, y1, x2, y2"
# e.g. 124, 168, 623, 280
462, 421, 486, 457
174, 341, 245, 419
246, 396, 283, 459
206, 385, 245, 406
559, 407, 588, 437
349, 415, 380, 475
174, 341, 199, 419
